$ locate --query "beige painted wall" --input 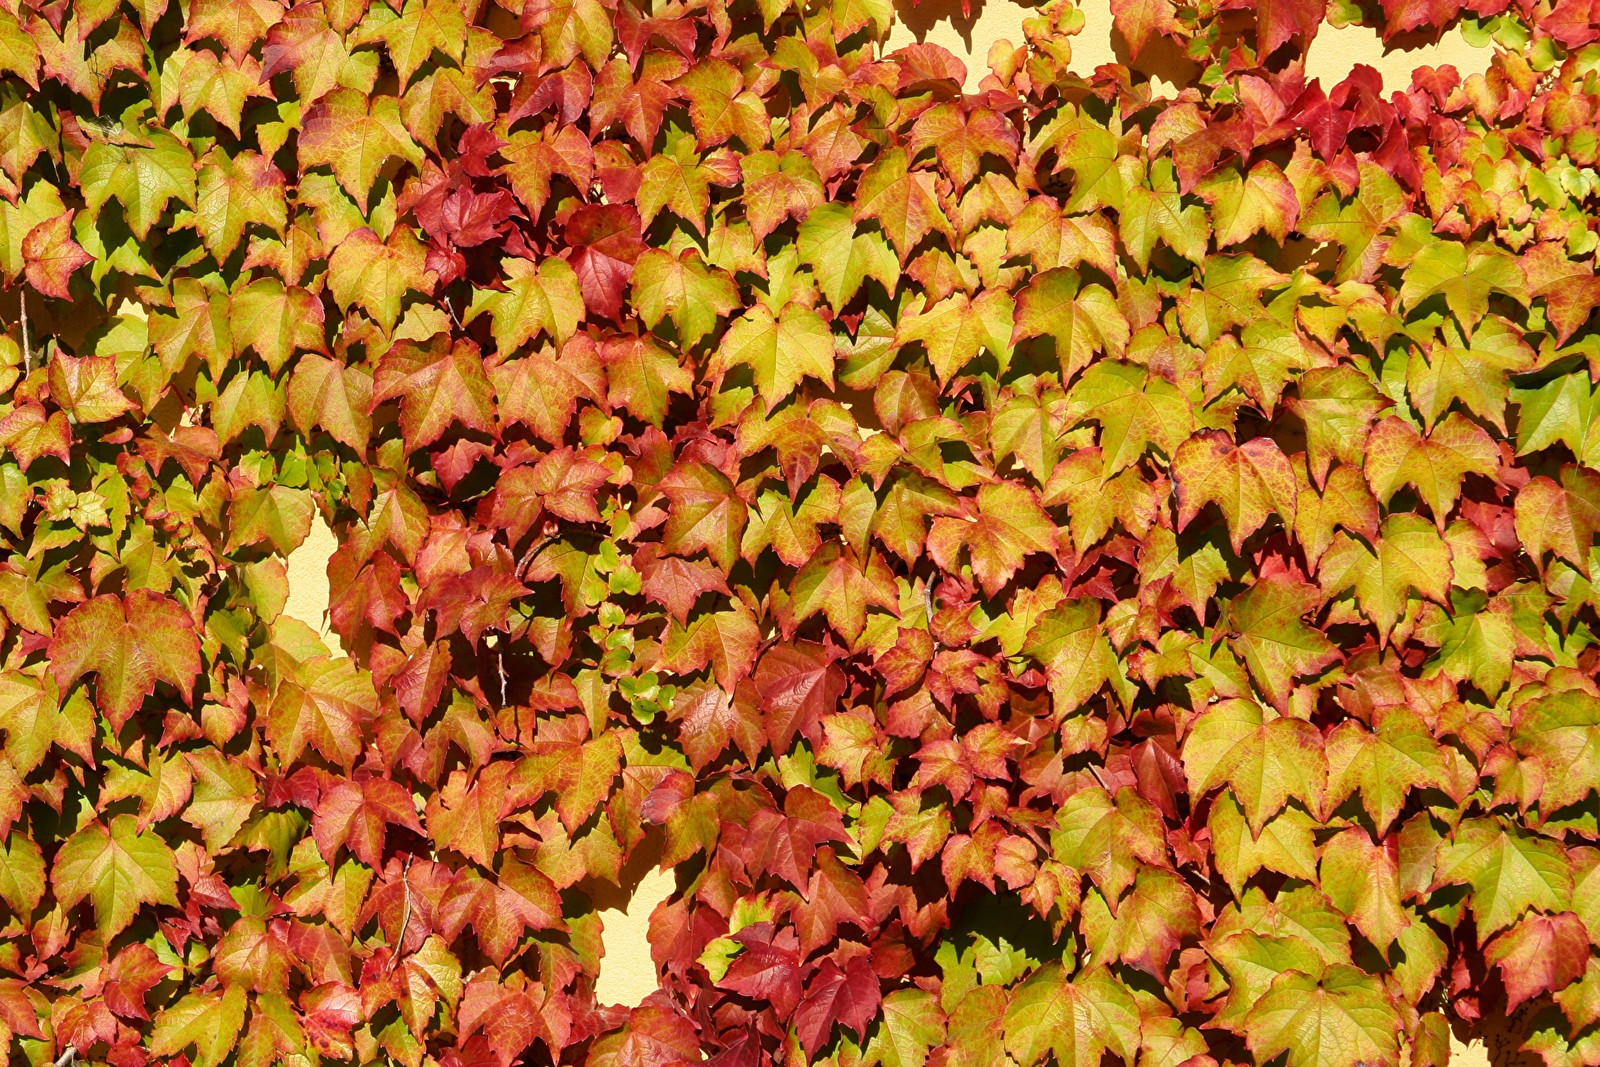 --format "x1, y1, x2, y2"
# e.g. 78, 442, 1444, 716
279, 9, 1497, 1052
